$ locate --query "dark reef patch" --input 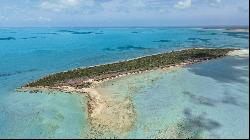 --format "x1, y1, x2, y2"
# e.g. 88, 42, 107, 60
103, 45, 148, 51
103, 48, 116, 51
222, 32, 249, 39
188, 38, 211, 43
72, 31, 93, 34
35, 33, 58, 35
20, 37, 38, 40
153, 40, 171, 43
0, 69, 38, 78
209, 33, 217, 35
224, 26, 249, 30
117, 45, 148, 51
57, 30, 93, 35
0, 37, 16, 40
196, 30, 206, 33
95, 33, 104, 34
131, 32, 139, 34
